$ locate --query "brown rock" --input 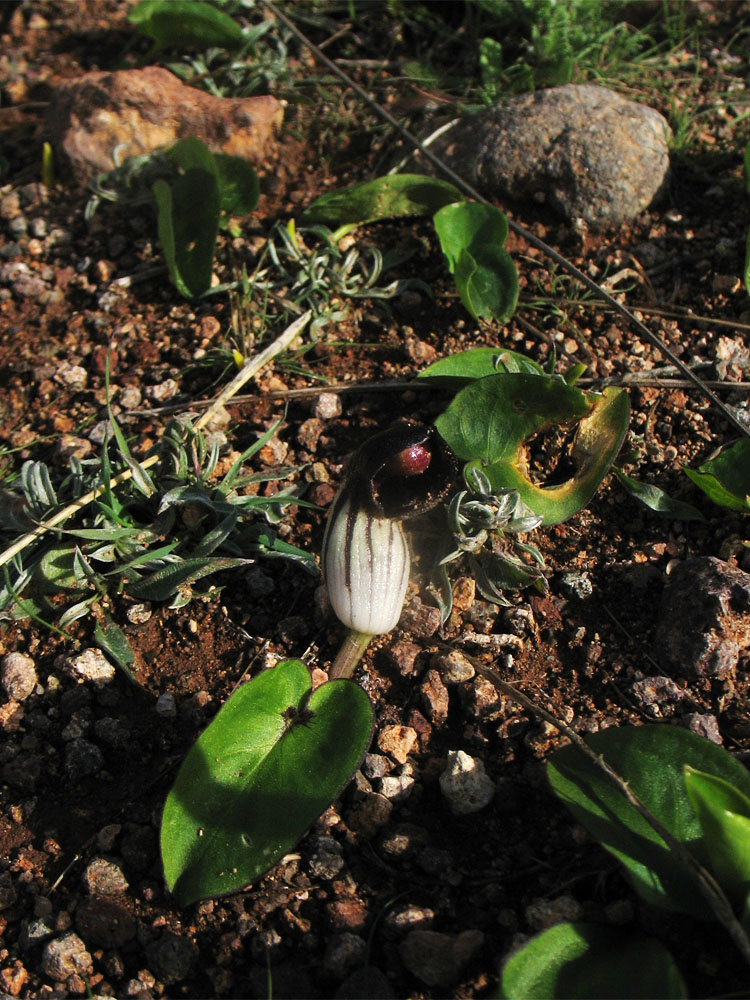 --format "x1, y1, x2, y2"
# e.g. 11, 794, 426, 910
0, 961, 27, 996
386, 639, 422, 677
400, 598, 442, 638
45, 67, 284, 184
377, 724, 418, 764
420, 669, 449, 727
399, 929, 484, 989
327, 898, 368, 933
